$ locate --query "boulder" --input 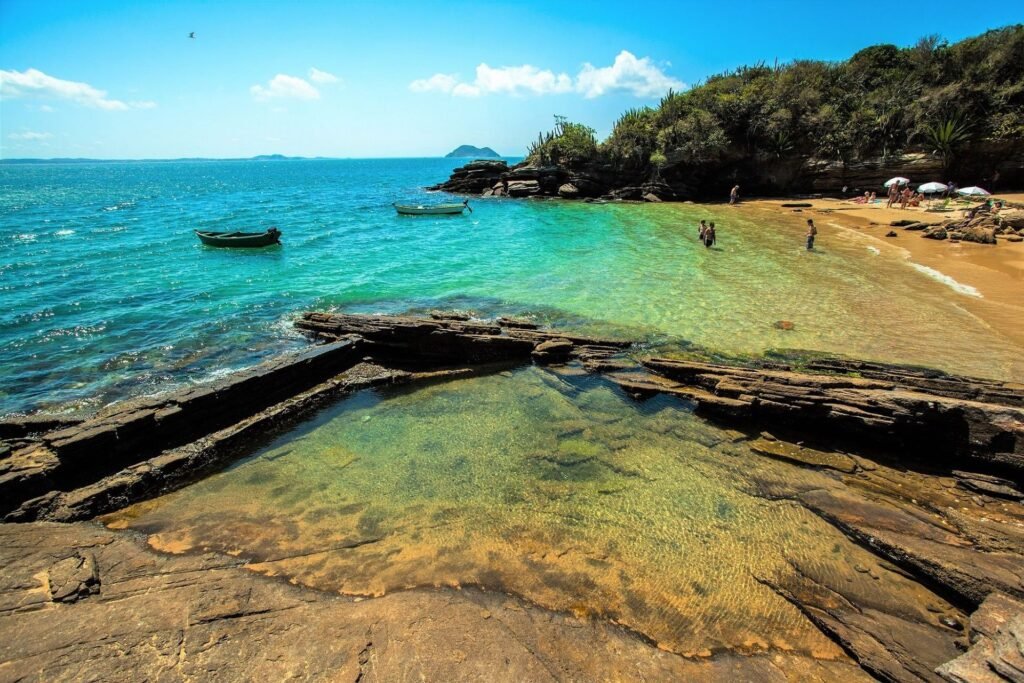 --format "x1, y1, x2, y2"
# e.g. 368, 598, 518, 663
923, 227, 948, 240
642, 193, 662, 203
960, 227, 997, 245
558, 183, 579, 199
886, 230, 898, 237
999, 215, 1024, 230
1007, 235, 1023, 243
506, 180, 541, 197
902, 222, 929, 231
